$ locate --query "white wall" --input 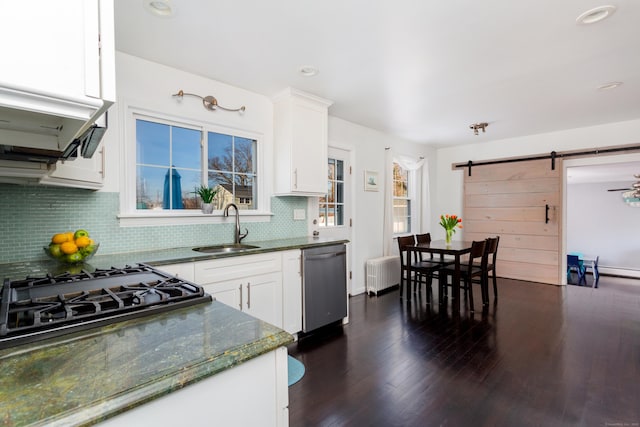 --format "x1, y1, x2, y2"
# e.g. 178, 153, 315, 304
435, 119, 640, 234
567, 180, 640, 272
105, 52, 435, 295
328, 117, 437, 295
435, 119, 640, 282
101, 52, 274, 195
